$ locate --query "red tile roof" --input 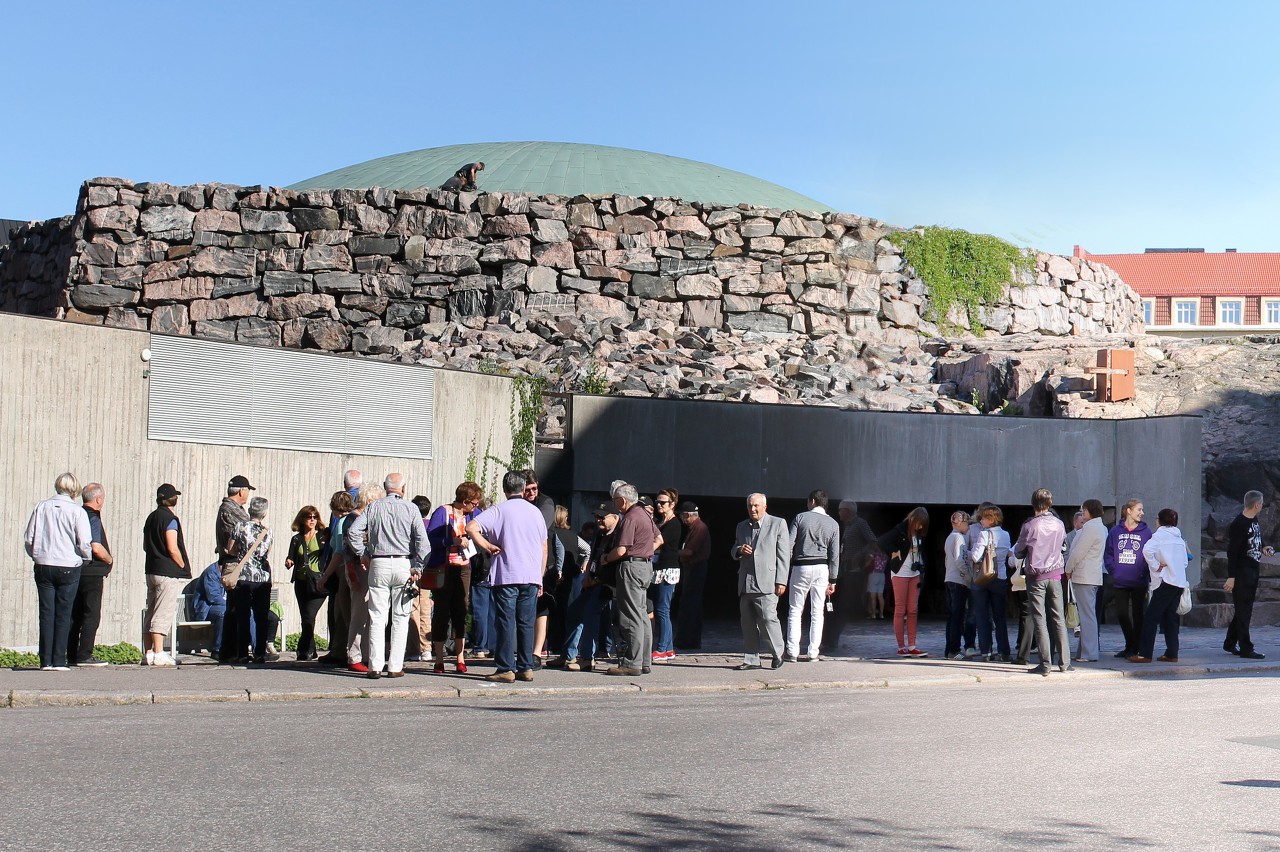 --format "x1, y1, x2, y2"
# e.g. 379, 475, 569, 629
1075, 247, 1280, 297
